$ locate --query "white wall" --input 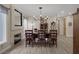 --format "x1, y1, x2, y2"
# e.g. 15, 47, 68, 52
24, 16, 40, 30
11, 5, 23, 30
47, 17, 58, 32
23, 19, 27, 30
66, 16, 73, 37
58, 17, 64, 35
